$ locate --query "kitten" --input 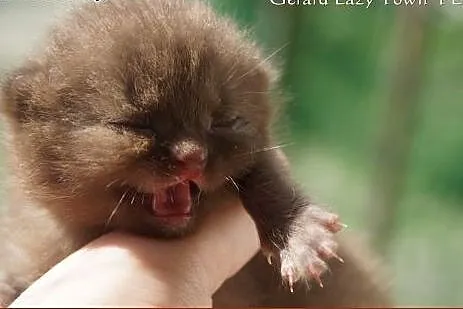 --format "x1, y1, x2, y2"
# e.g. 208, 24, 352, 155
0, 0, 390, 306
